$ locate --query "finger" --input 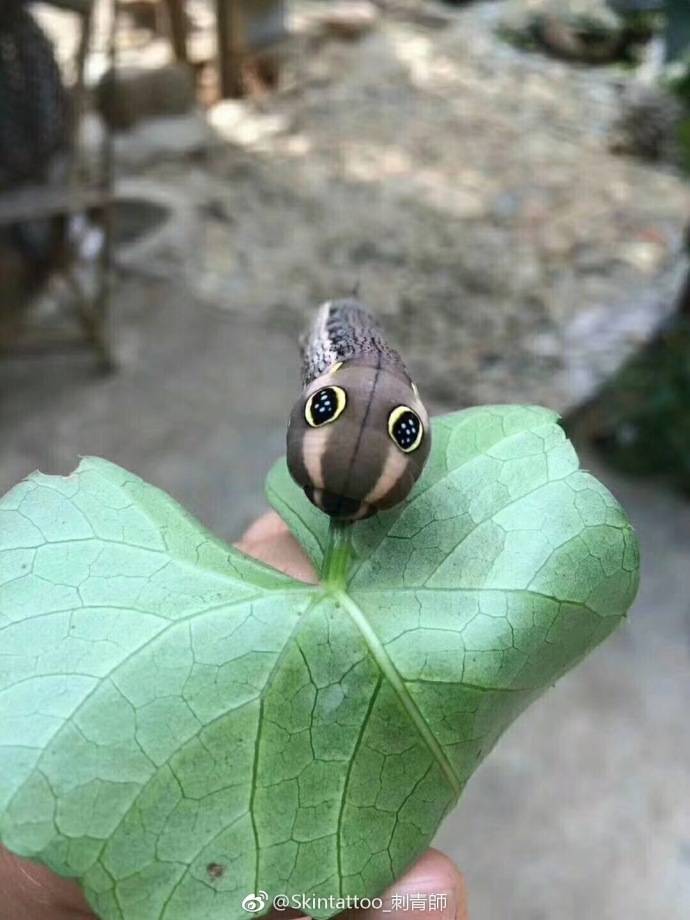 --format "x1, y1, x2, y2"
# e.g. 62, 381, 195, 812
347, 849, 468, 920
236, 511, 318, 584
0, 845, 95, 920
